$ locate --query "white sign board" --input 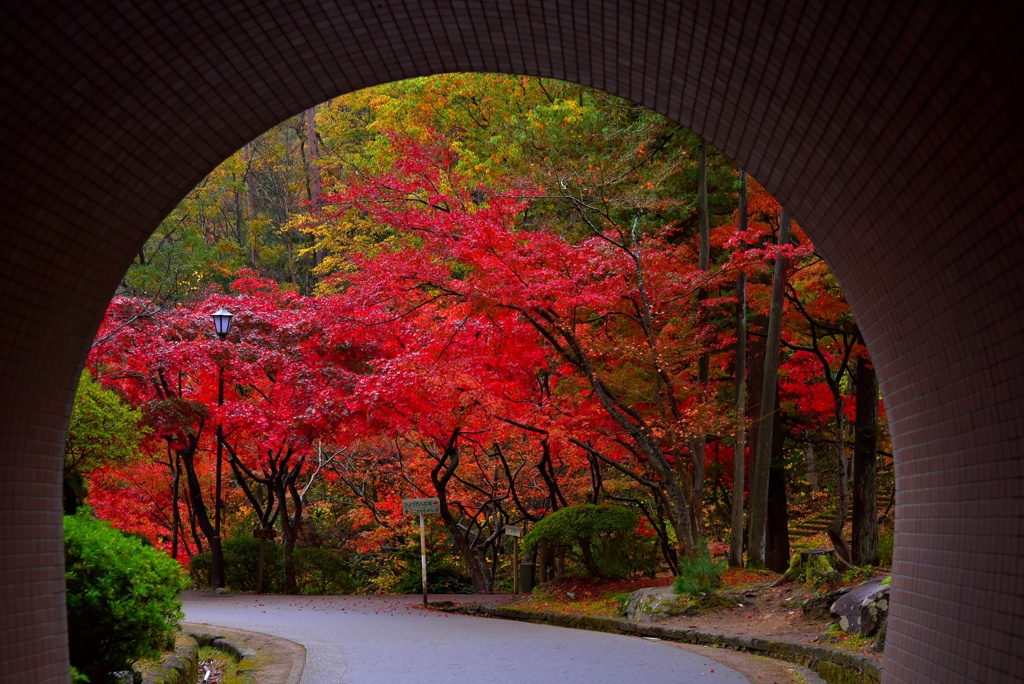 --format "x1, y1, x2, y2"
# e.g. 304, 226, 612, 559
402, 497, 440, 516
504, 525, 523, 537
